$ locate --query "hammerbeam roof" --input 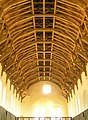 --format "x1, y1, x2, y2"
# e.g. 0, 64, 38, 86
0, 0, 88, 99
